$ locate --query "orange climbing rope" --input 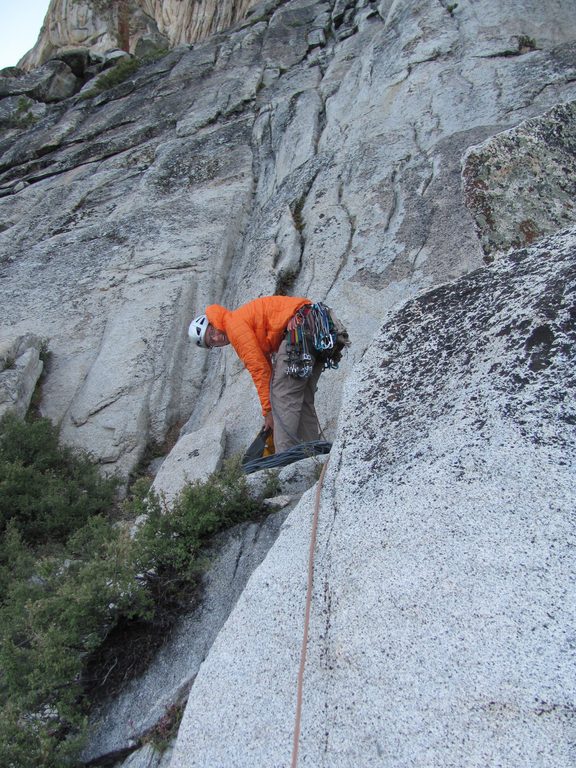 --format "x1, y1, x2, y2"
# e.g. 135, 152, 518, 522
290, 458, 329, 768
